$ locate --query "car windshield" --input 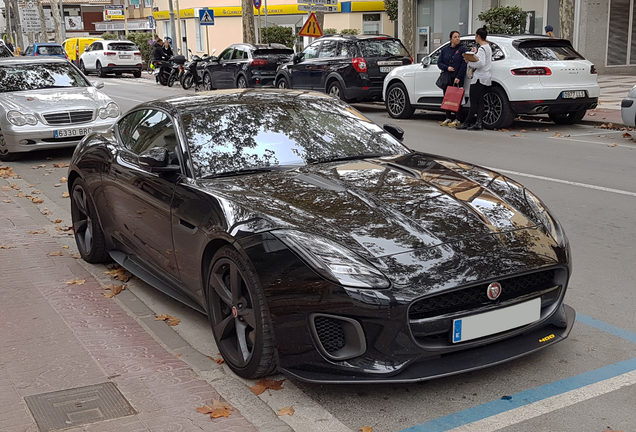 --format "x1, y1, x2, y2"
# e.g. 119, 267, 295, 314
0, 62, 90, 93
360, 39, 409, 58
181, 95, 408, 178
37, 45, 65, 55
107, 43, 137, 51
